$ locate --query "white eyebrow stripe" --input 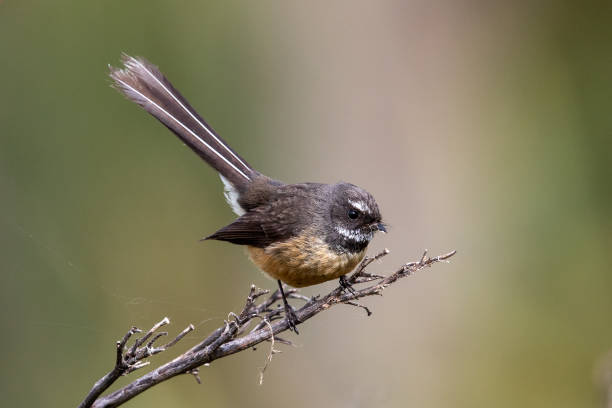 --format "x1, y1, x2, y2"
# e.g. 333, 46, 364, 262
348, 199, 369, 213
115, 77, 251, 181
130, 58, 252, 174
